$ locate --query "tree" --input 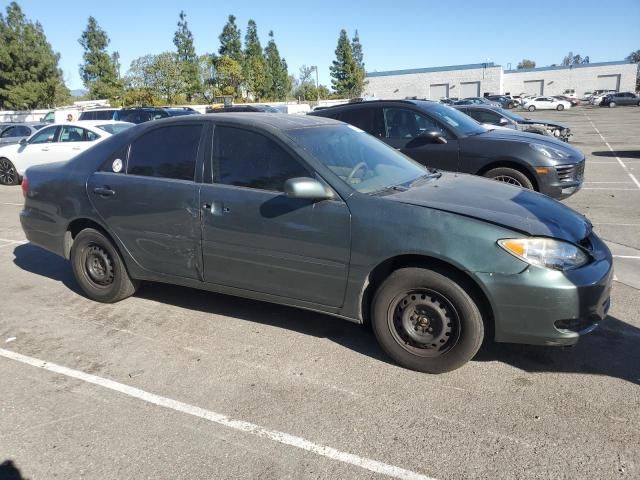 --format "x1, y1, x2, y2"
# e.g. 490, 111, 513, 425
298, 65, 315, 85
330, 29, 363, 98
215, 55, 243, 97
351, 29, 366, 96
626, 50, 640, 90
517, 59, 536, 69
264, 30, 290, 100
243, 20, 267, 100
562, 52, 590, 66
173, 10, 200, 102
198, 54, 217, 102
79, 16, 122, 100
124, 52, 184, 104
218, 15, 242, 62
0, 2, 69, 109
